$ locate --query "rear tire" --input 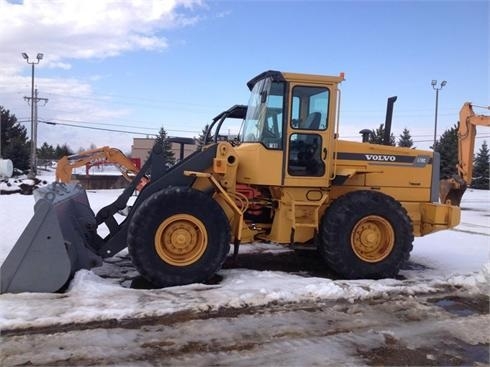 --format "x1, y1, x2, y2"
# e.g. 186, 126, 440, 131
318, 190, 413, 279
128, 187, 230, 287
